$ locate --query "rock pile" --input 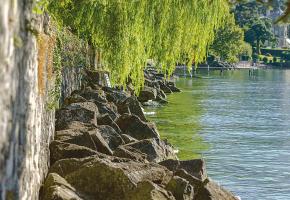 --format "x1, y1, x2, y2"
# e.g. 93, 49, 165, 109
40, 69, 238, 200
